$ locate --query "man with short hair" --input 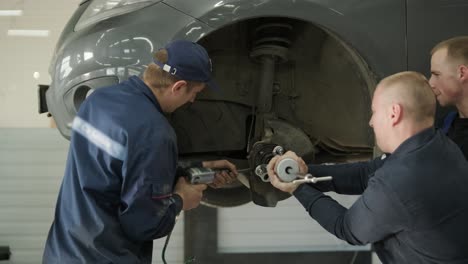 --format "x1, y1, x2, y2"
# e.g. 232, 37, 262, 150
429, 36, 468, 159
268, 71, 468, 264
43, 40, 238, 264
